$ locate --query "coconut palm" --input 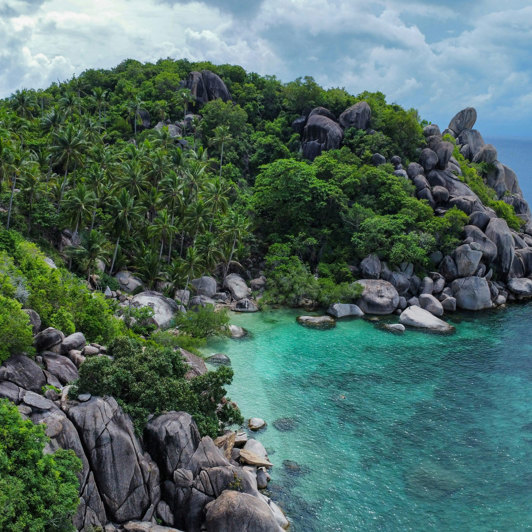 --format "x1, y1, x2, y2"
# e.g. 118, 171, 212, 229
221, 211, 250, 280
63, 183, 97, 237
210, 125, 233, 177
148, 208, 178, 263
11, 90, 36, 120
67, 230, 110, 281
